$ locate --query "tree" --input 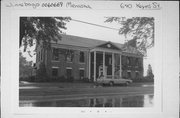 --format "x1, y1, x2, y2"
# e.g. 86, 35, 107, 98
147, 64, 154, 79
20, 17, 71, 51
19, 52, 33, 79
105, 17, 154, 55
36, 63, 48, 82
